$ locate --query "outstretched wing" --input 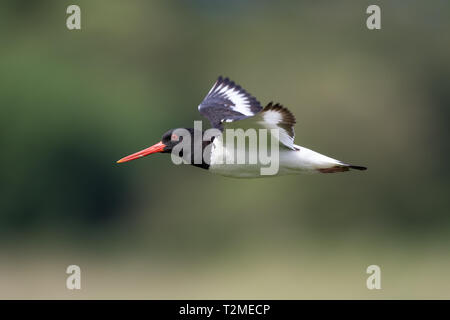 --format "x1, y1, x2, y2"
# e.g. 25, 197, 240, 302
198, 76, 262, 129
223, 102, 297, 150
257, 102, 297, 150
